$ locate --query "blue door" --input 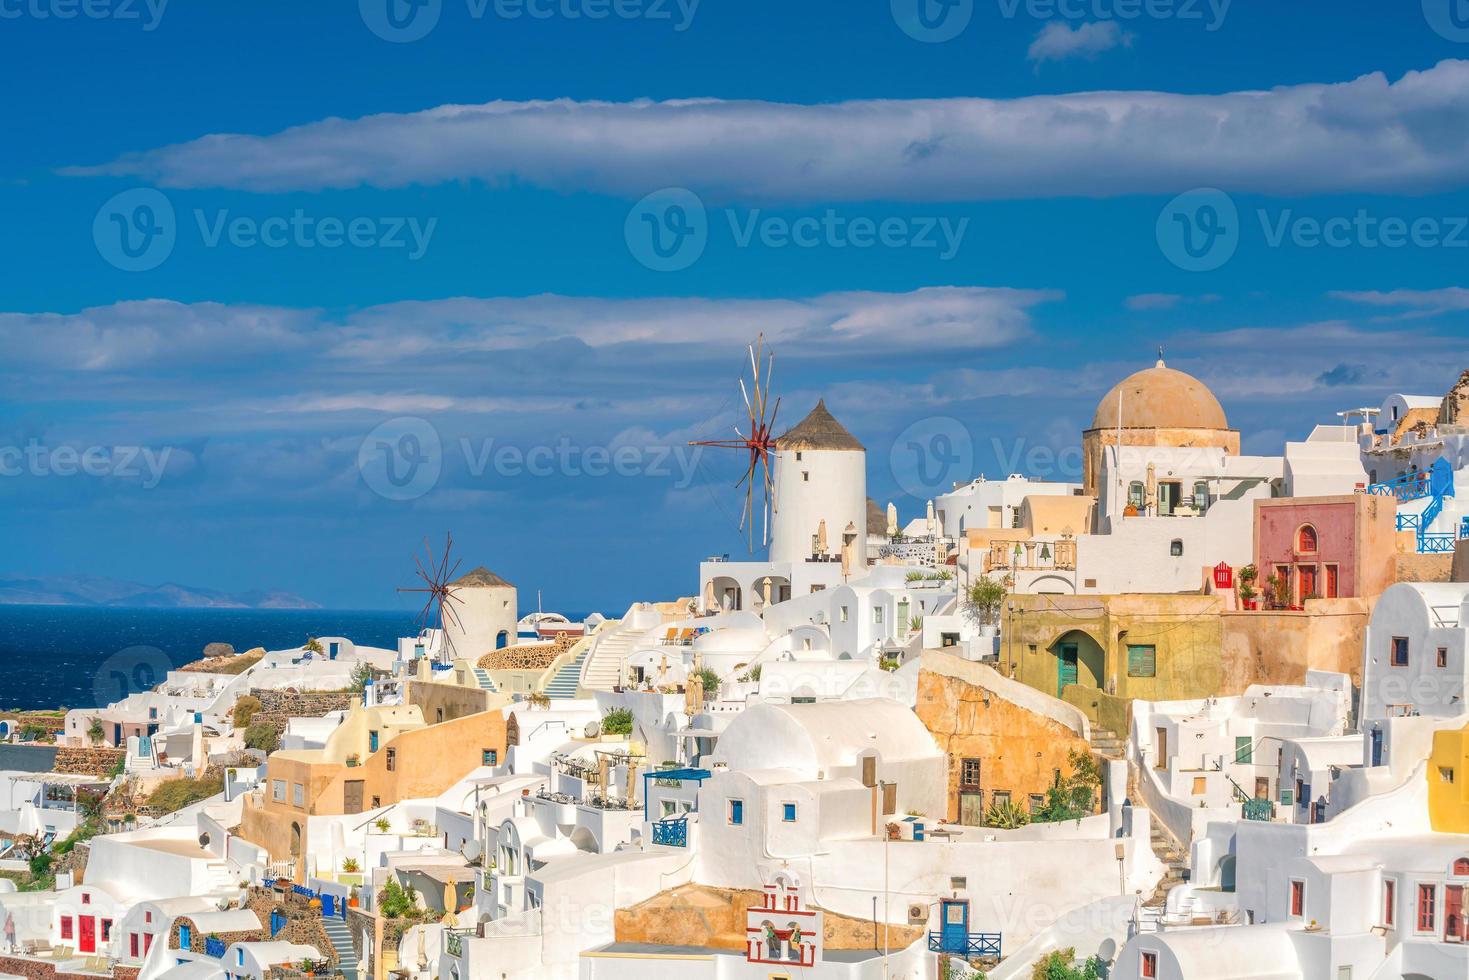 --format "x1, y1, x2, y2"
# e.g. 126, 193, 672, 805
320, 893, 336, 917
940, 899, 969, 953
1371, 728, 1384, 767
329, 642, 340, 660
1057, 644, 1078, 697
